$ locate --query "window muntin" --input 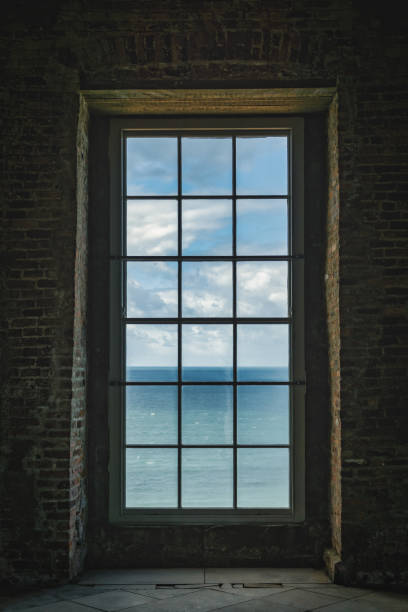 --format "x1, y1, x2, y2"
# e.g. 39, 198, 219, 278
109, 117, 304, 523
